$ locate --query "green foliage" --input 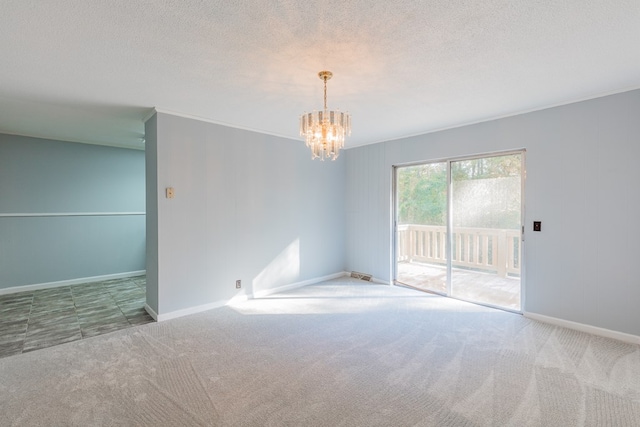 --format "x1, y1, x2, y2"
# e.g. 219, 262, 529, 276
397, 163, 447, 225
452, 155, 521, 180
397, 154, 521, 228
